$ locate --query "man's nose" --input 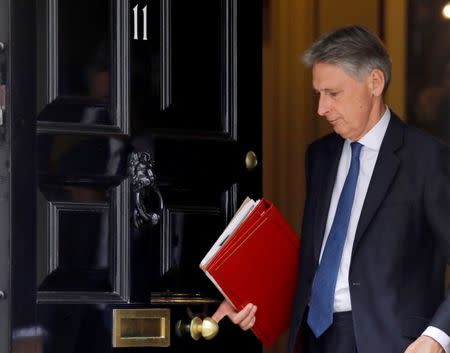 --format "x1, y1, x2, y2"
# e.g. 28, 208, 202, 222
317, 94, 330, 116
